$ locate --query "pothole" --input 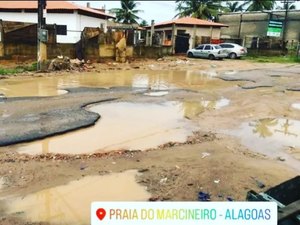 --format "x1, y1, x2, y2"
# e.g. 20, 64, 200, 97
225, 118, 300, 171
143, 91, 169, 97
0, 70, 230, 97
2, 170, 150, 225
16, 101, 199, 155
